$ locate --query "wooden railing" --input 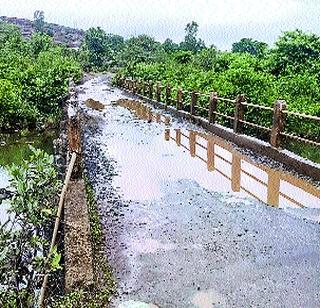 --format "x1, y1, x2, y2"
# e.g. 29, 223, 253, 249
118, 77, 320, 150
